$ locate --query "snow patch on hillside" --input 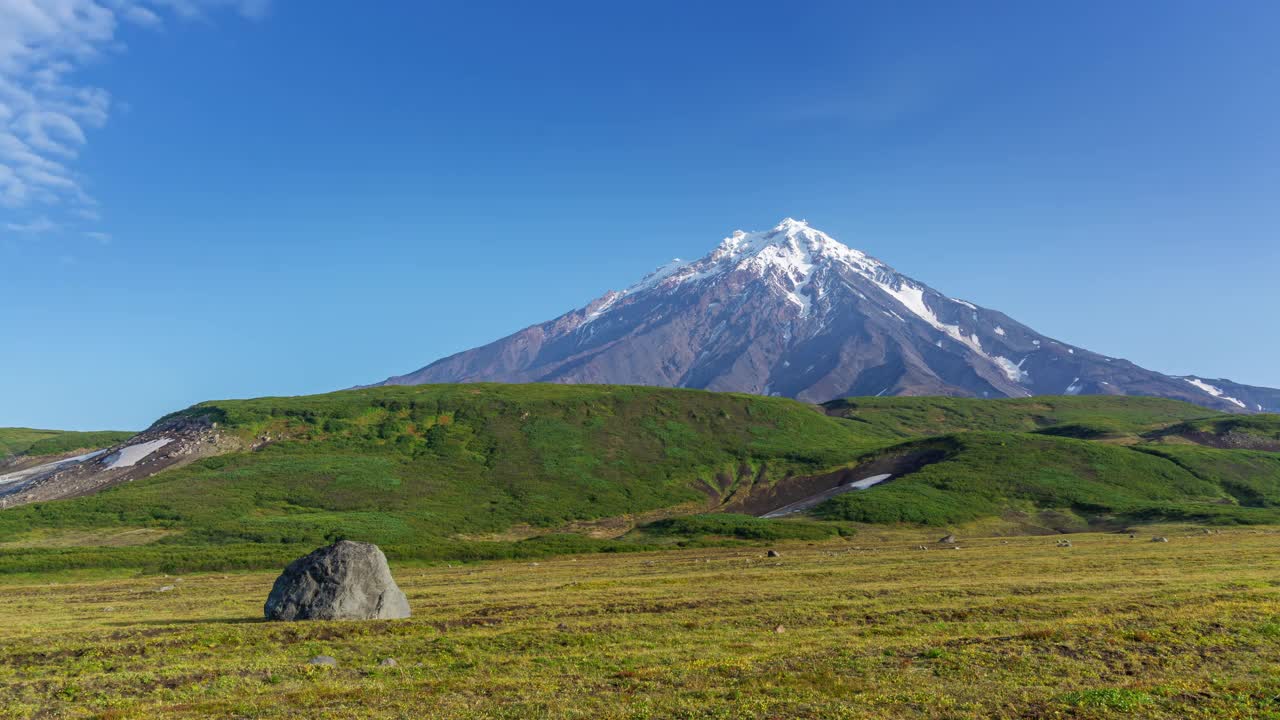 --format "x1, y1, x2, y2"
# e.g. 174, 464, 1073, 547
1183, 378, 1247, 409
580, 291, 622, 327
0, 450, 106, 488
875, 279, 986, 357
104, 439, 172, 469
993, 356, 1029, 383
